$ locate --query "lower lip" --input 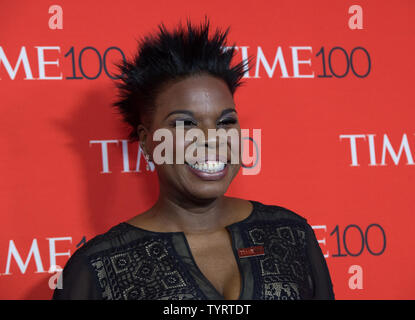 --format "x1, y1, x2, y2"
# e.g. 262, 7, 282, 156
185, 163, 229, 181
